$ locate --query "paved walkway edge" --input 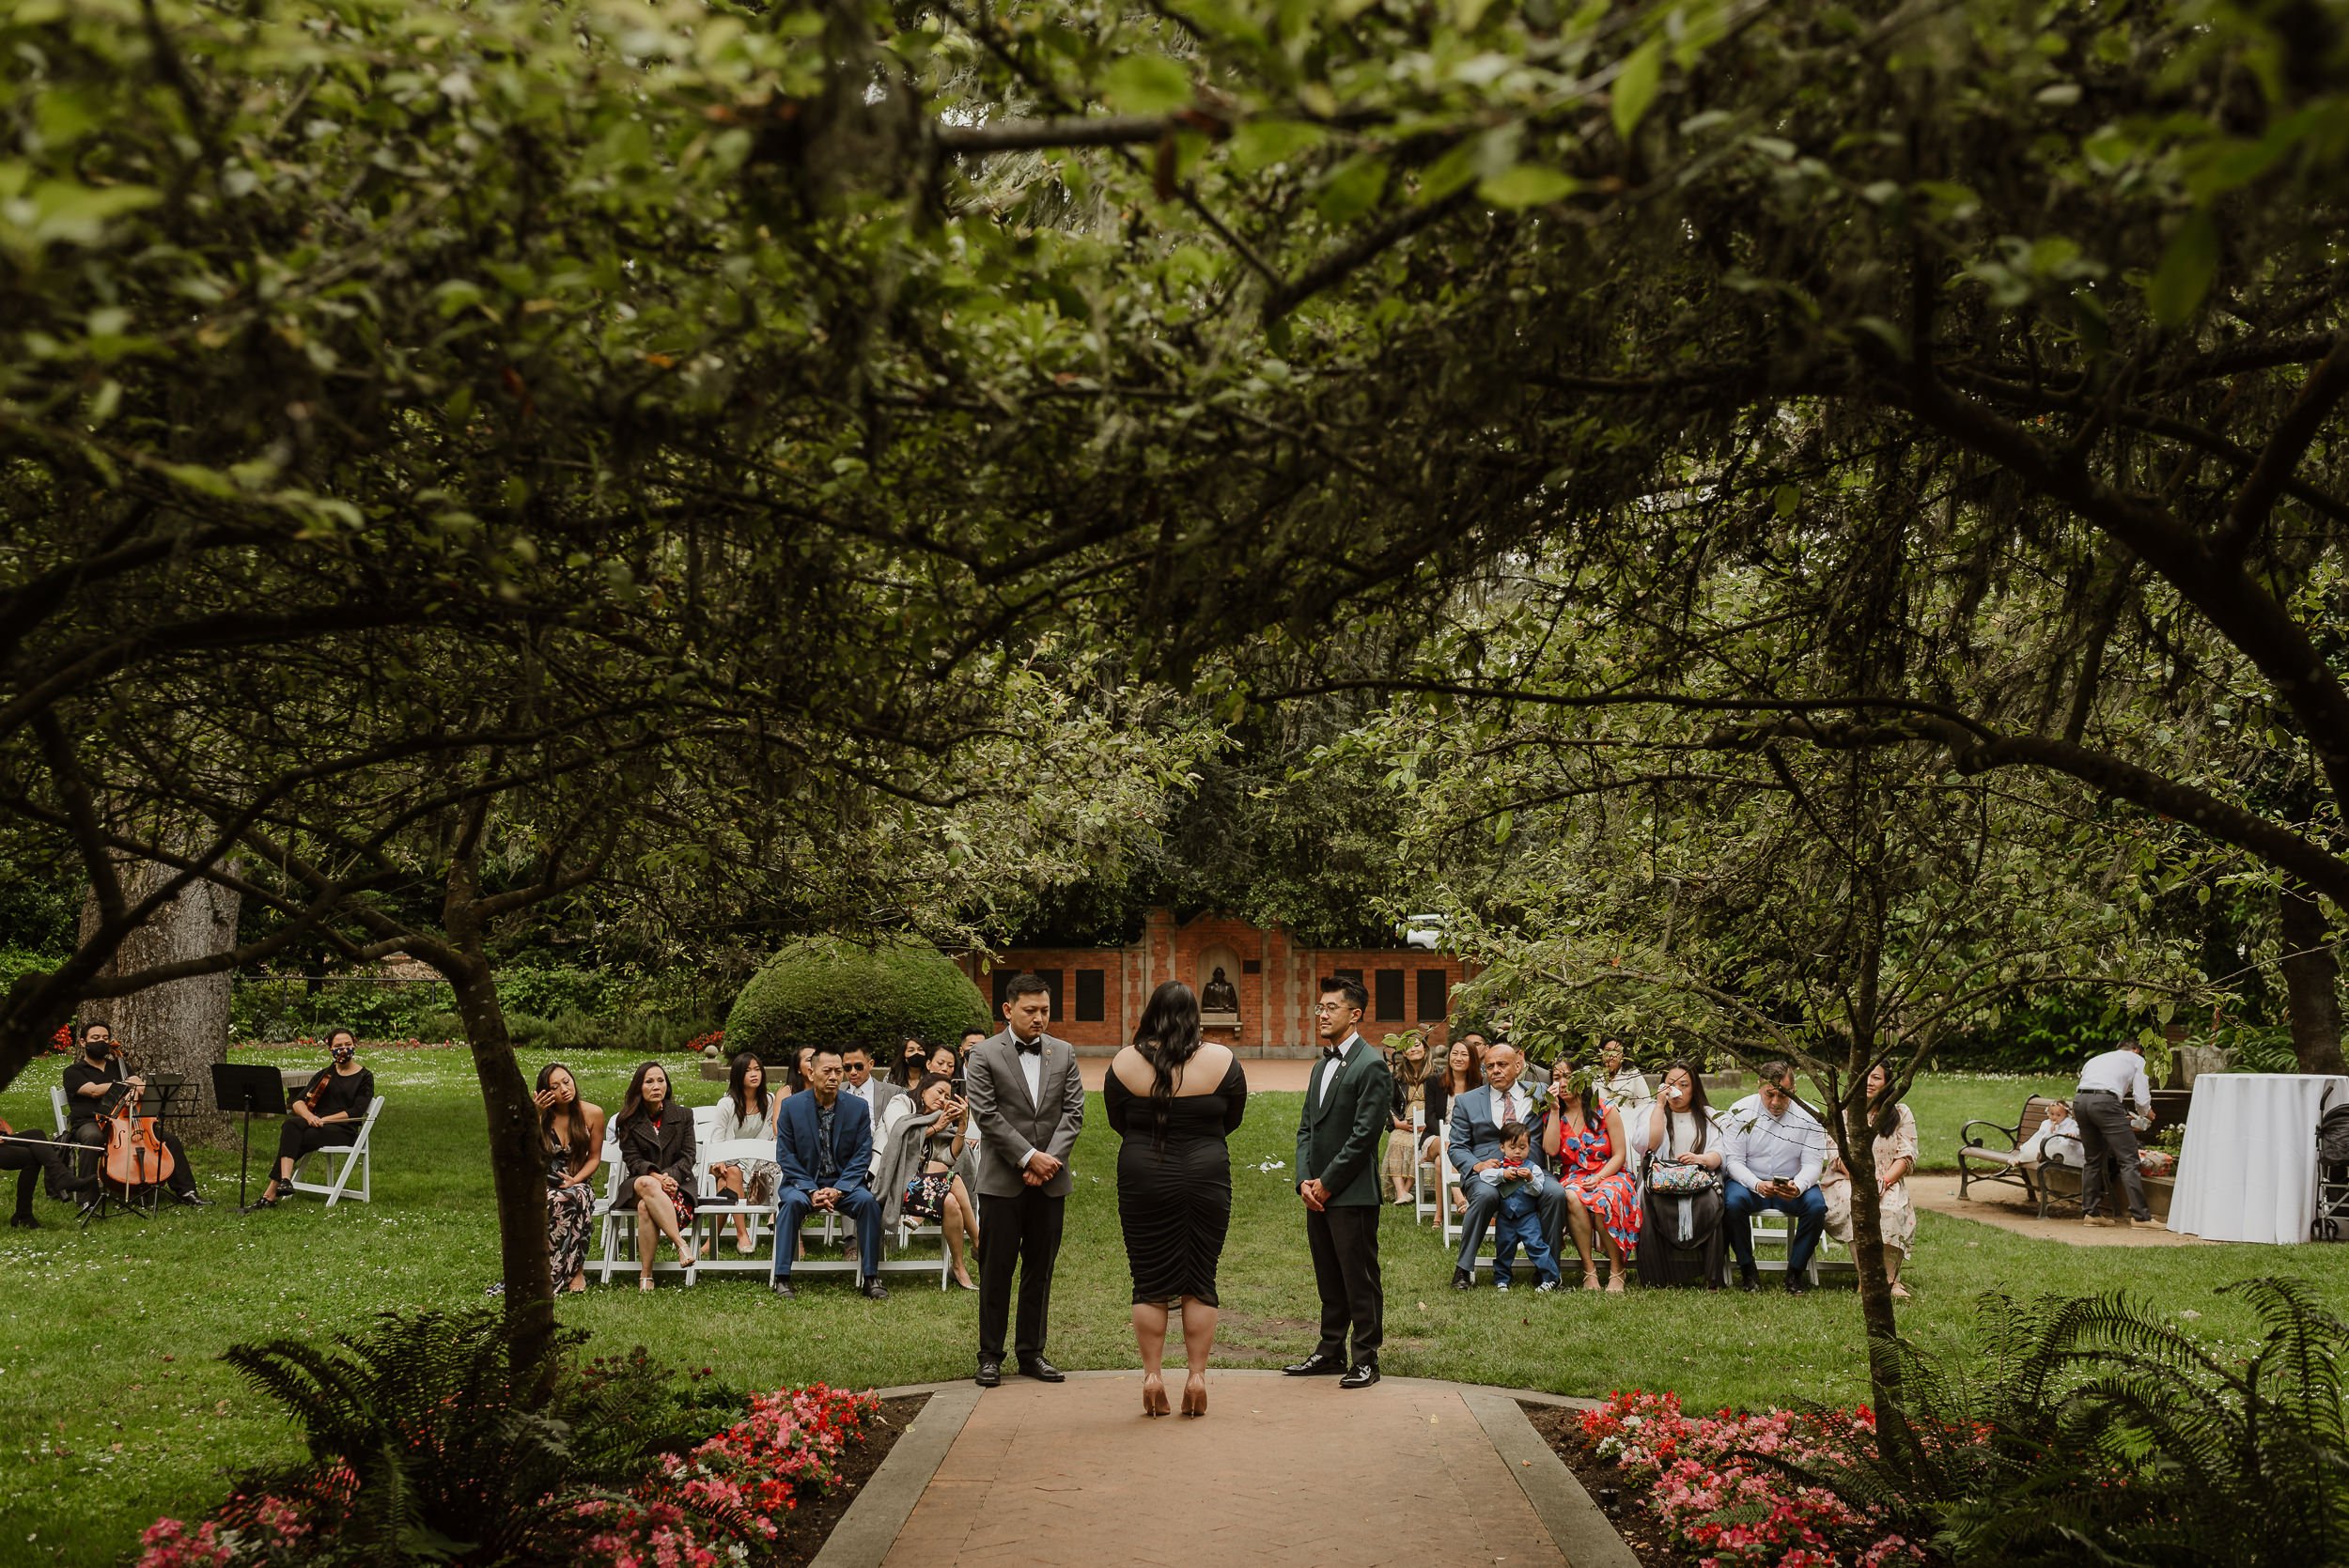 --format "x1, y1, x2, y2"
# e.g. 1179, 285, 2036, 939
1462, 1389, 1641, 1568
812, 1383, 983, 1568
